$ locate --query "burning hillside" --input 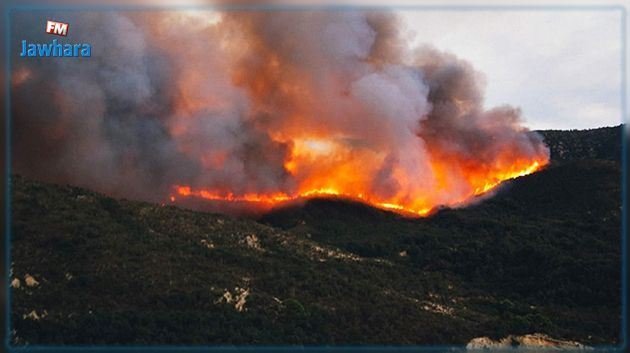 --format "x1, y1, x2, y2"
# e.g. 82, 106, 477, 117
12, 11, 549, 216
